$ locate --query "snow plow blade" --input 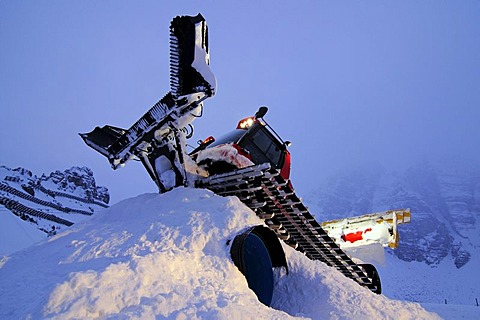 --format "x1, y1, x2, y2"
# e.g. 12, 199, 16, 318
79, 93, 177, 168
79, 125, 126, 158
197, 164, 382, 294
321, 209, 411, 249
